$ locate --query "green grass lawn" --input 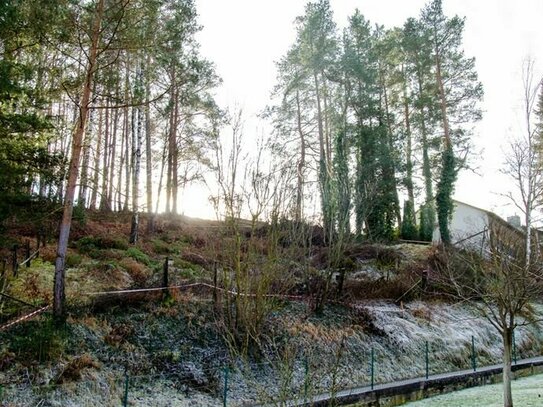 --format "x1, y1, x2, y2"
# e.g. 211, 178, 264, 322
405, 374, 543, 406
